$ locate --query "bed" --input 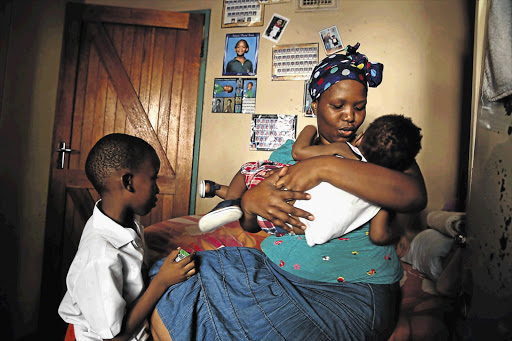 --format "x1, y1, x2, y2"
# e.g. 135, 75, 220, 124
143, 214, 465, 341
